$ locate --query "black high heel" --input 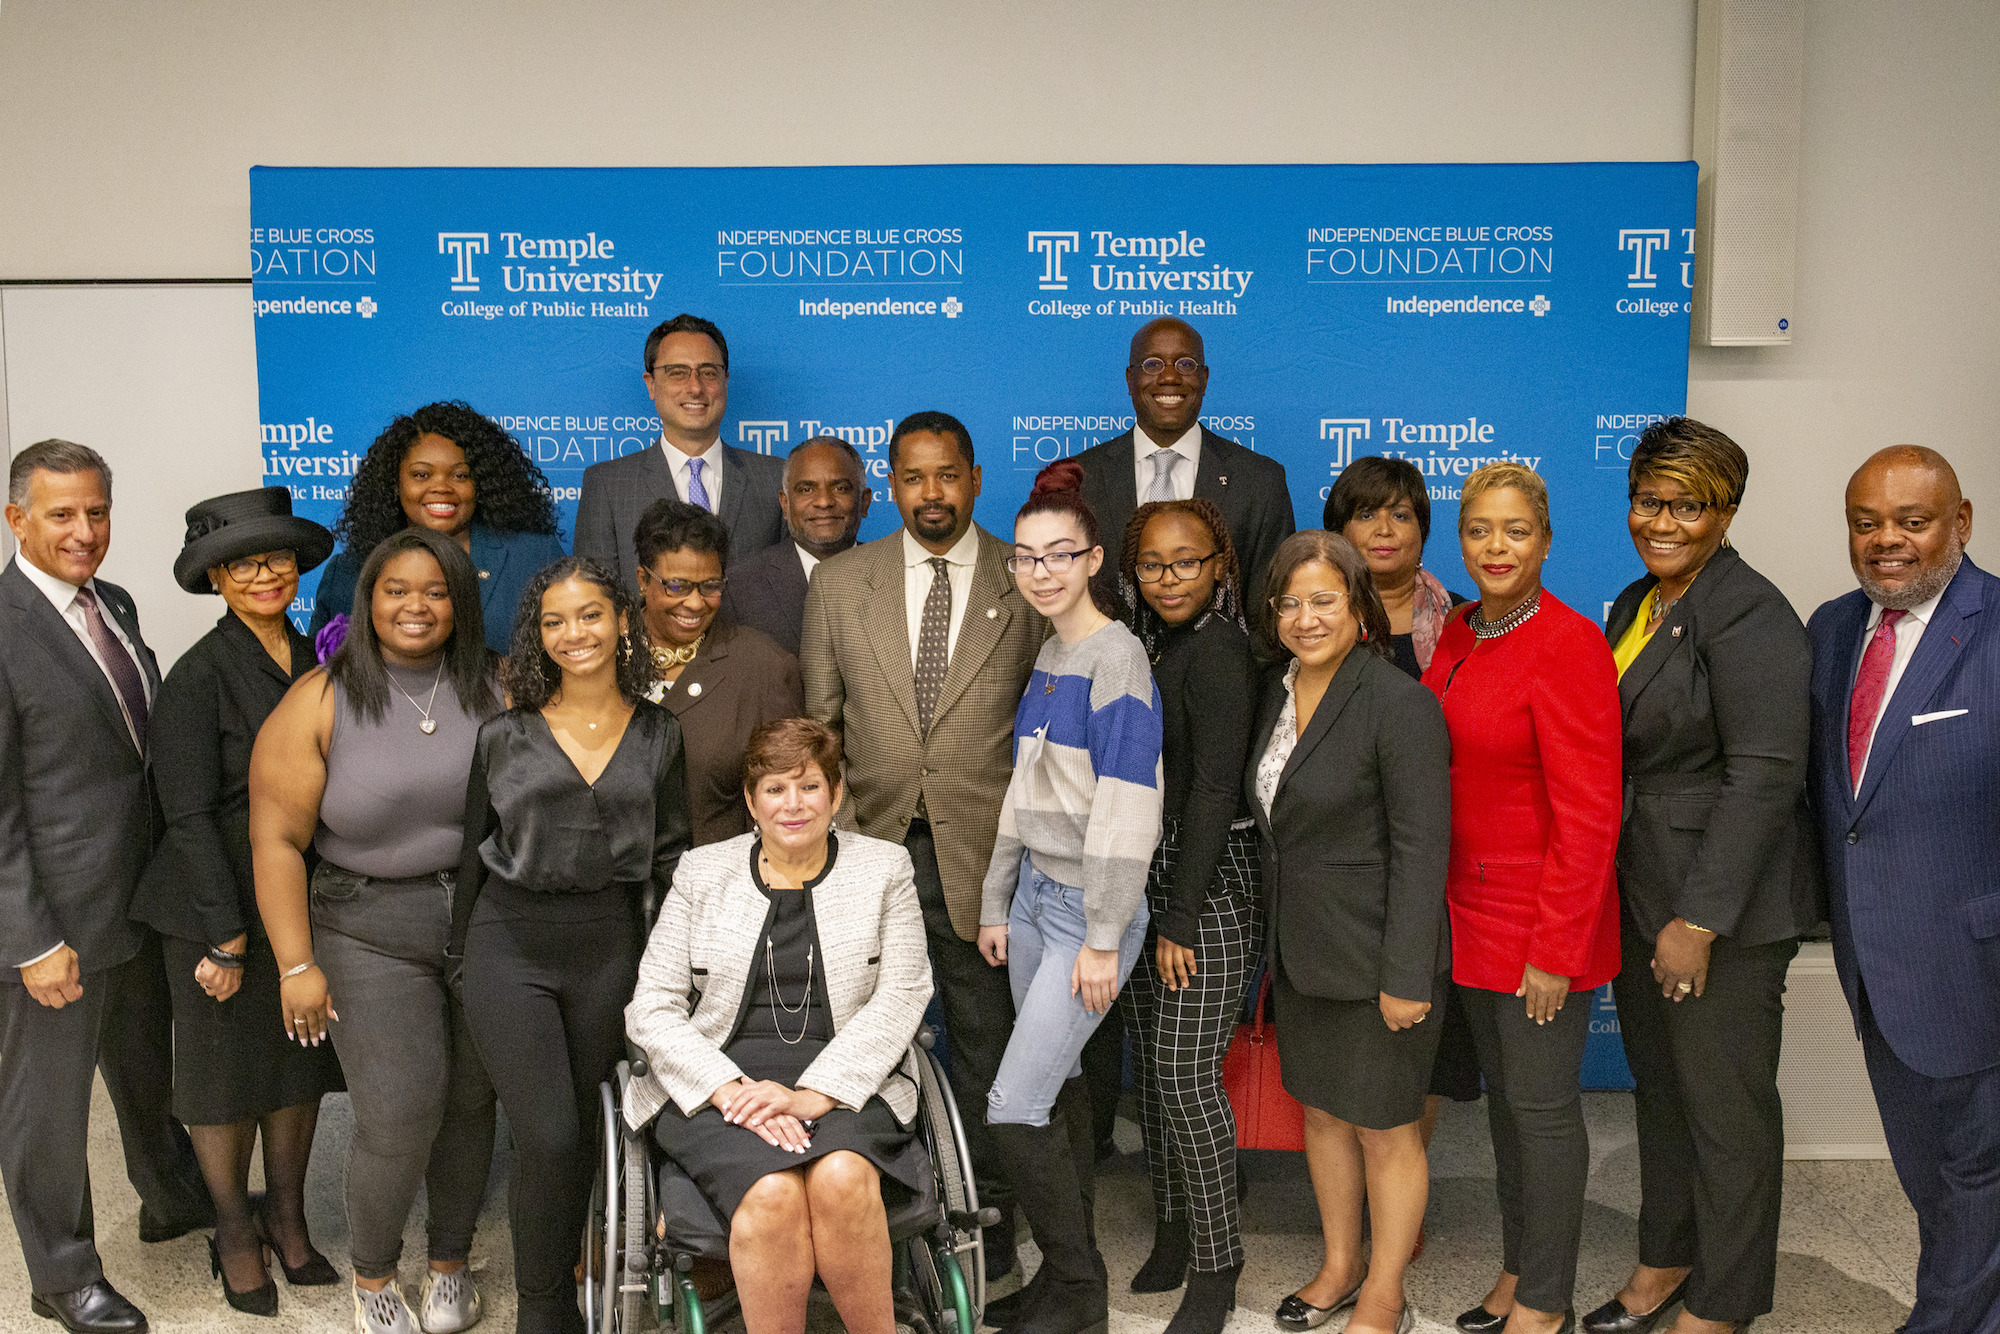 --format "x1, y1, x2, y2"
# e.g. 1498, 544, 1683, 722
251, 1198, 340, 1285
209, 1233, 279, 1317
